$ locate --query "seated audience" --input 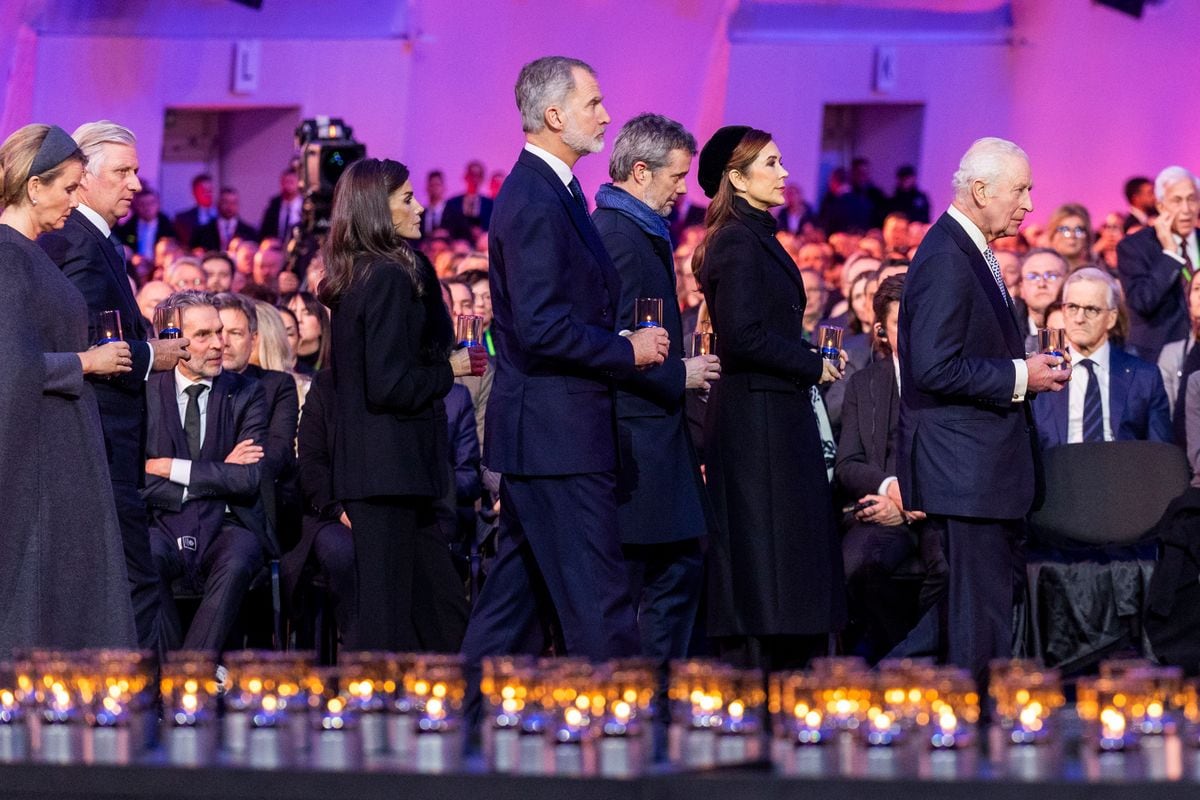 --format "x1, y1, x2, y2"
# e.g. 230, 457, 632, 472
994, 249, 1022, 296
1123, 175, 1157, 232
143, 291, 270, 652
1157, 270, 1200, 424
137, 280, 172, 326
115, 188, 174, 262
173, 173, 216, 246
1093, 211, 1125, 273
254, 300, 312, 412
279, 291, 330, 375
201, 251, 234, 293
441, 159, 493, 241
1015, 248, 1068, 337
1046, 203, 1093, 271
1033, 268, 1171, 448
259, 166, 303, 241
165, 256, 206, 292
